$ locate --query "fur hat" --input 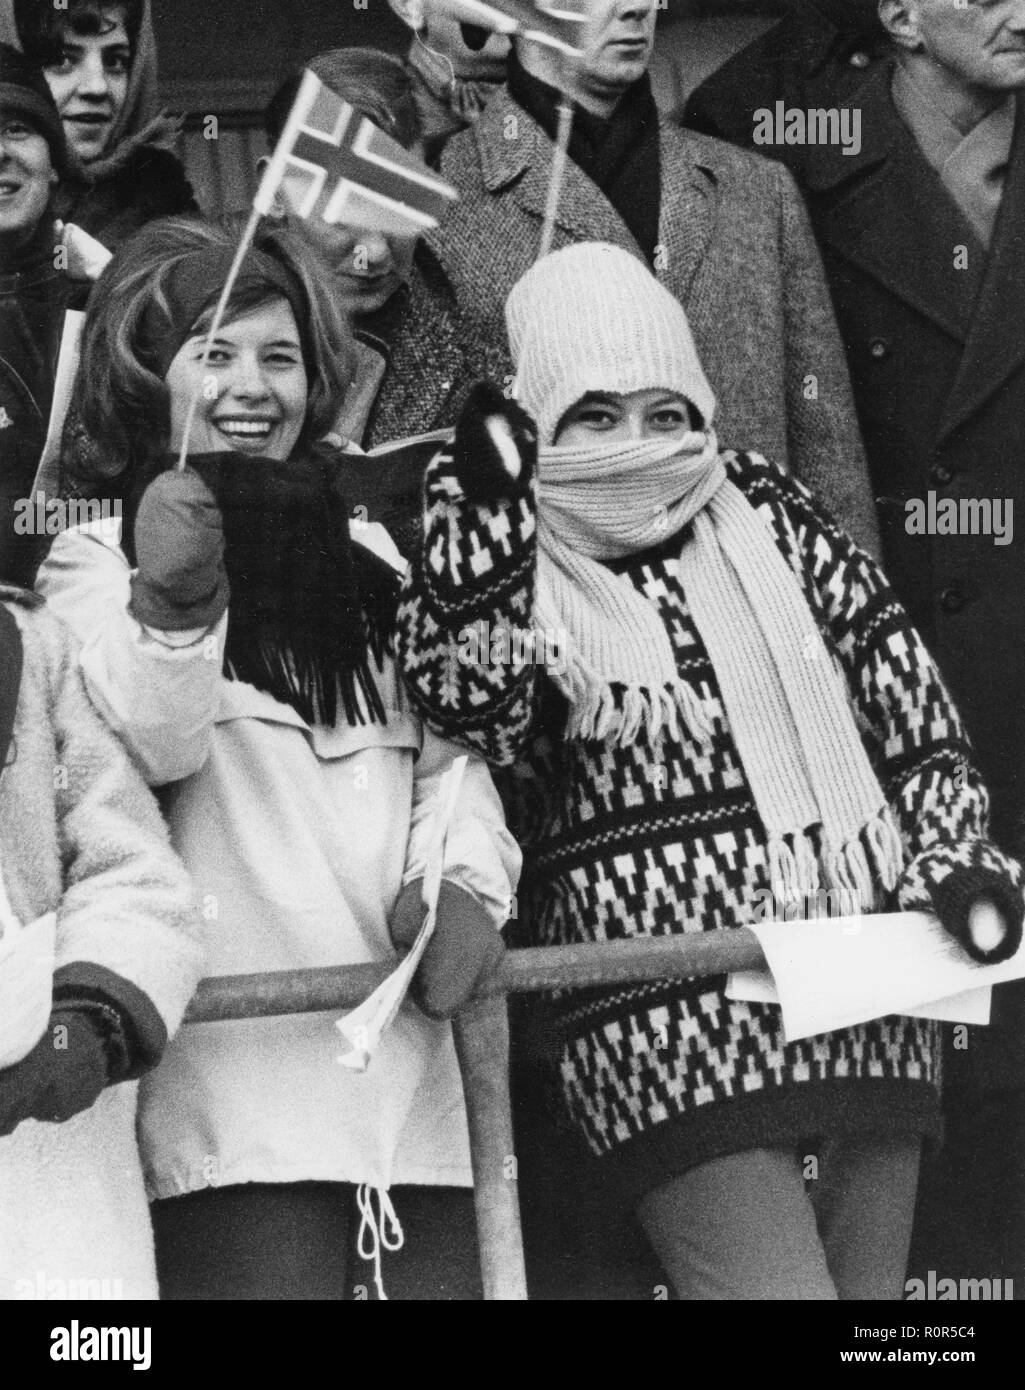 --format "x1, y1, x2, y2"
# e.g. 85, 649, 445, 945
0, 42, 67, 173
504, 242, 717, 446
